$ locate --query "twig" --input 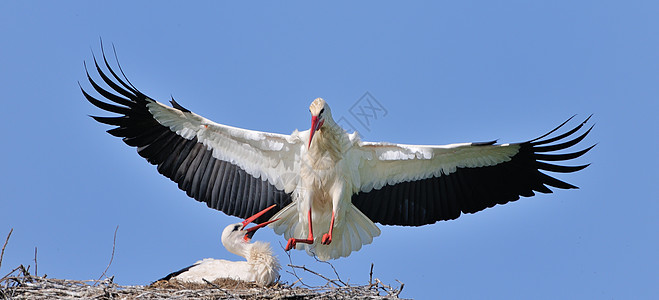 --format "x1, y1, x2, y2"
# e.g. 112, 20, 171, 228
369, 263, 374, 285
373, 277, 405, 297
279, 242, 313, 288
395, 279, 405, 297
282, 246, 346, 288
278, 241, 405, 297
375, 278, 389, 293
287, 264, 336, 285
313, 255, 346, 286
33, 247, 38, 277
0, 228, 13, 271
203, 278, 241, 299
290, 277, 302, 287
1, 265, 24, 285
96, 226, 118, 284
